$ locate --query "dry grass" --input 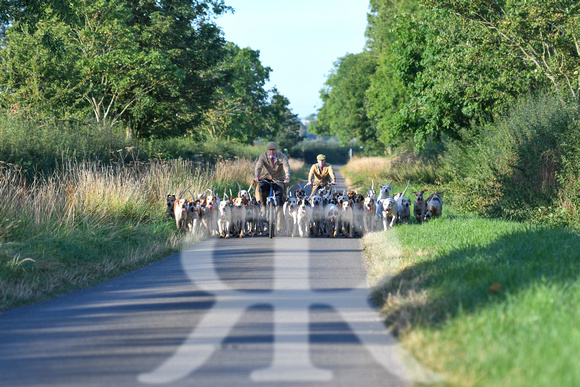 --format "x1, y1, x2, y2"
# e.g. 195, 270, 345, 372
344, 154, 440, 192
363, 231, 431, 337
0, 156, 257, 311
288, 158, 305, 173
